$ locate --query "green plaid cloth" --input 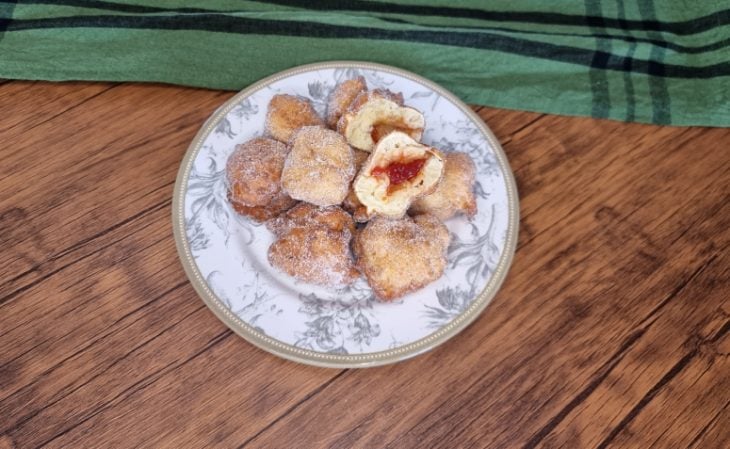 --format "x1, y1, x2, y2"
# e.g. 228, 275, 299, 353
1, 1, 728, 126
